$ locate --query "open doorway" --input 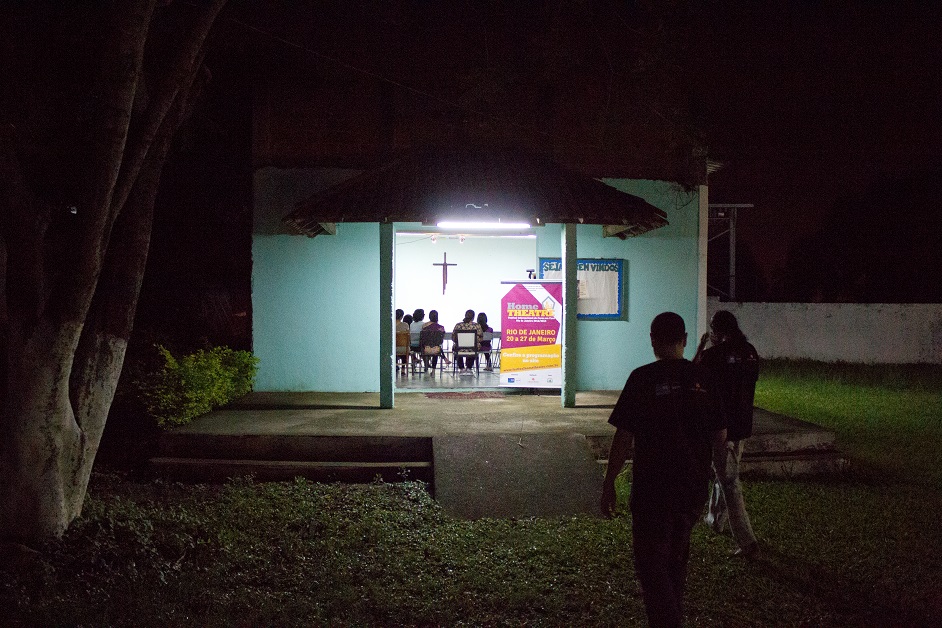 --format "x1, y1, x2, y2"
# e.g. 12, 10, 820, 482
394, 228, 537, 389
